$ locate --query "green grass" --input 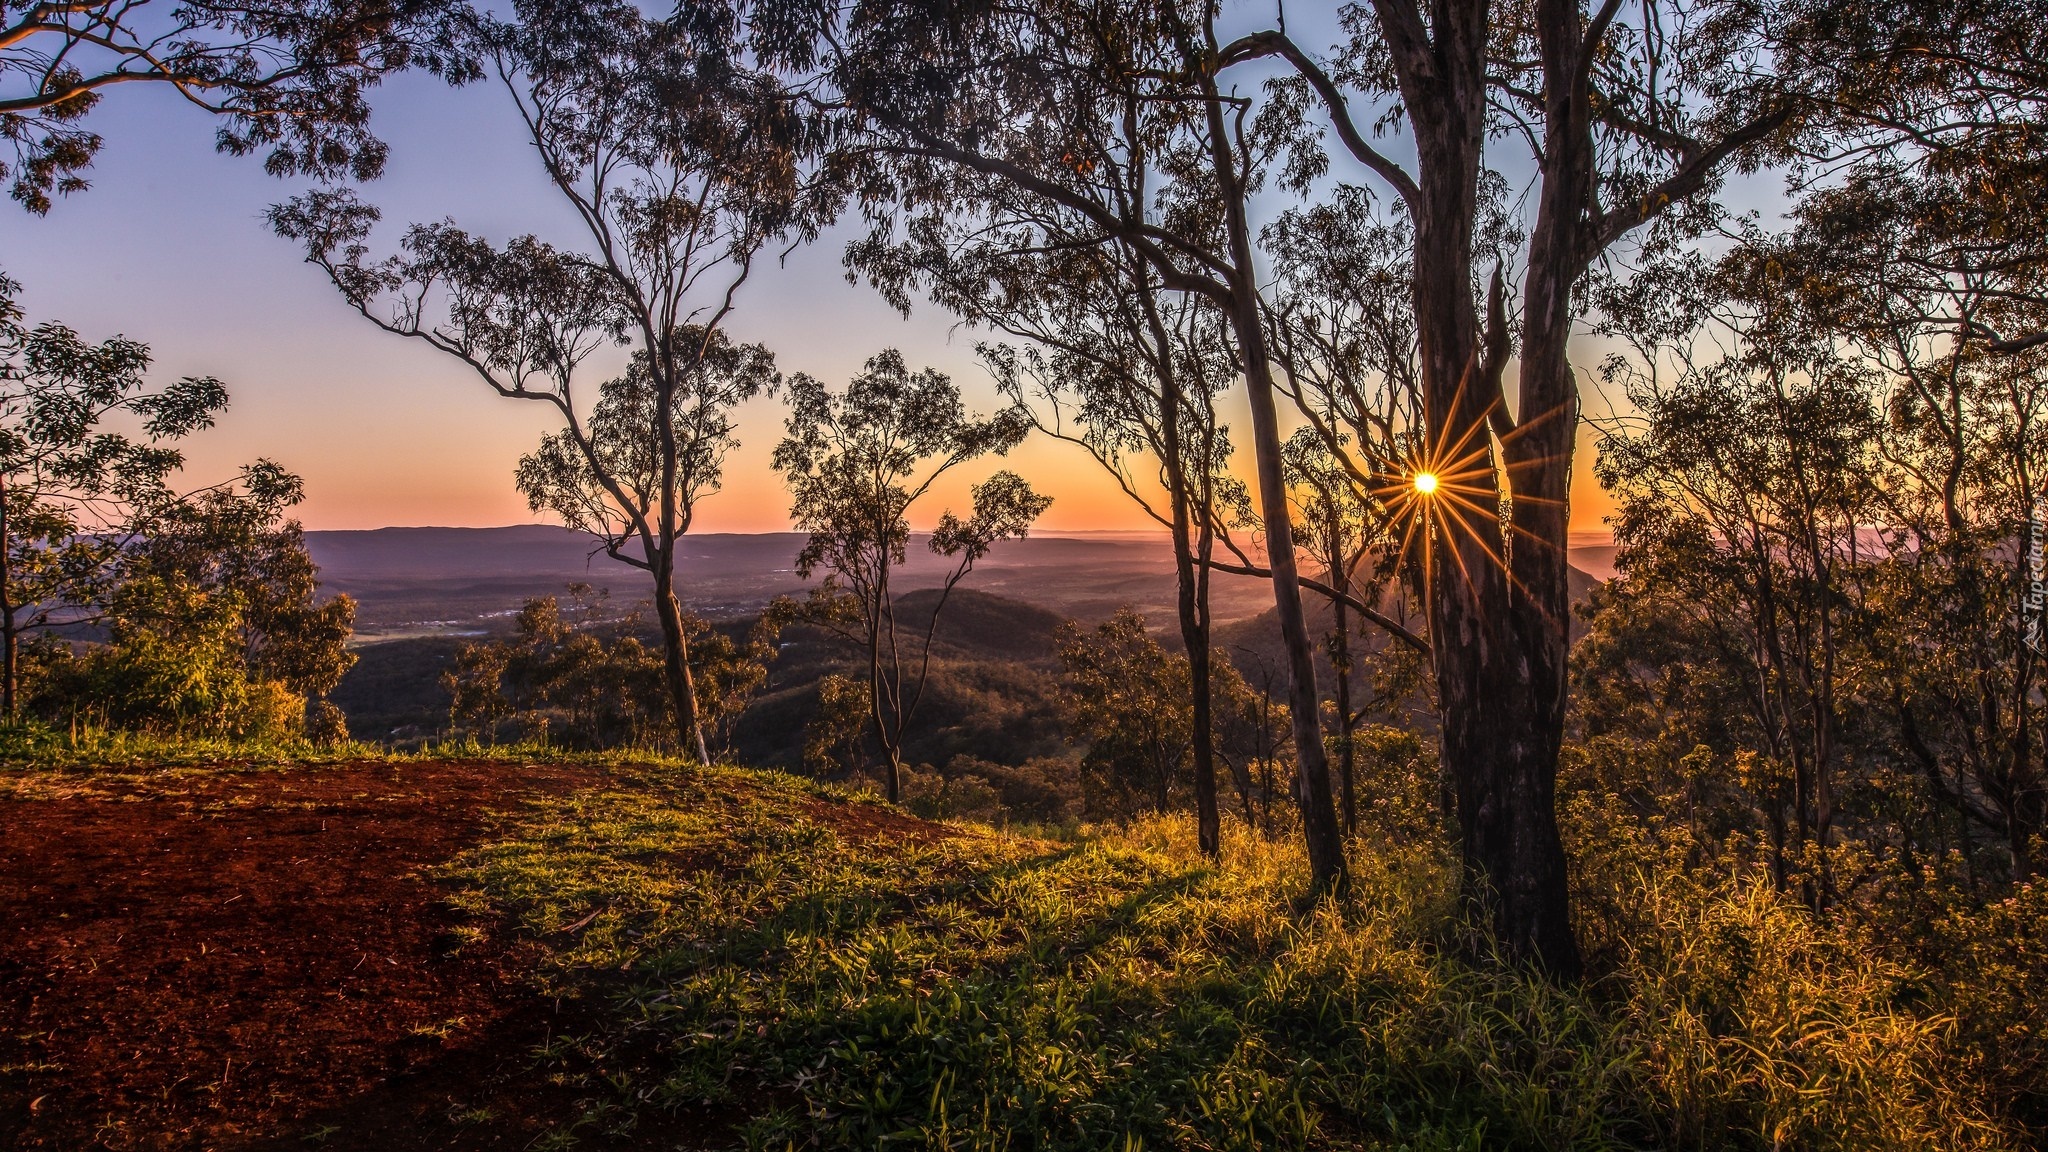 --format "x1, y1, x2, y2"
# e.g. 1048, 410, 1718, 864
0, 721, 719, 775
445, 763, 2024, 1152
